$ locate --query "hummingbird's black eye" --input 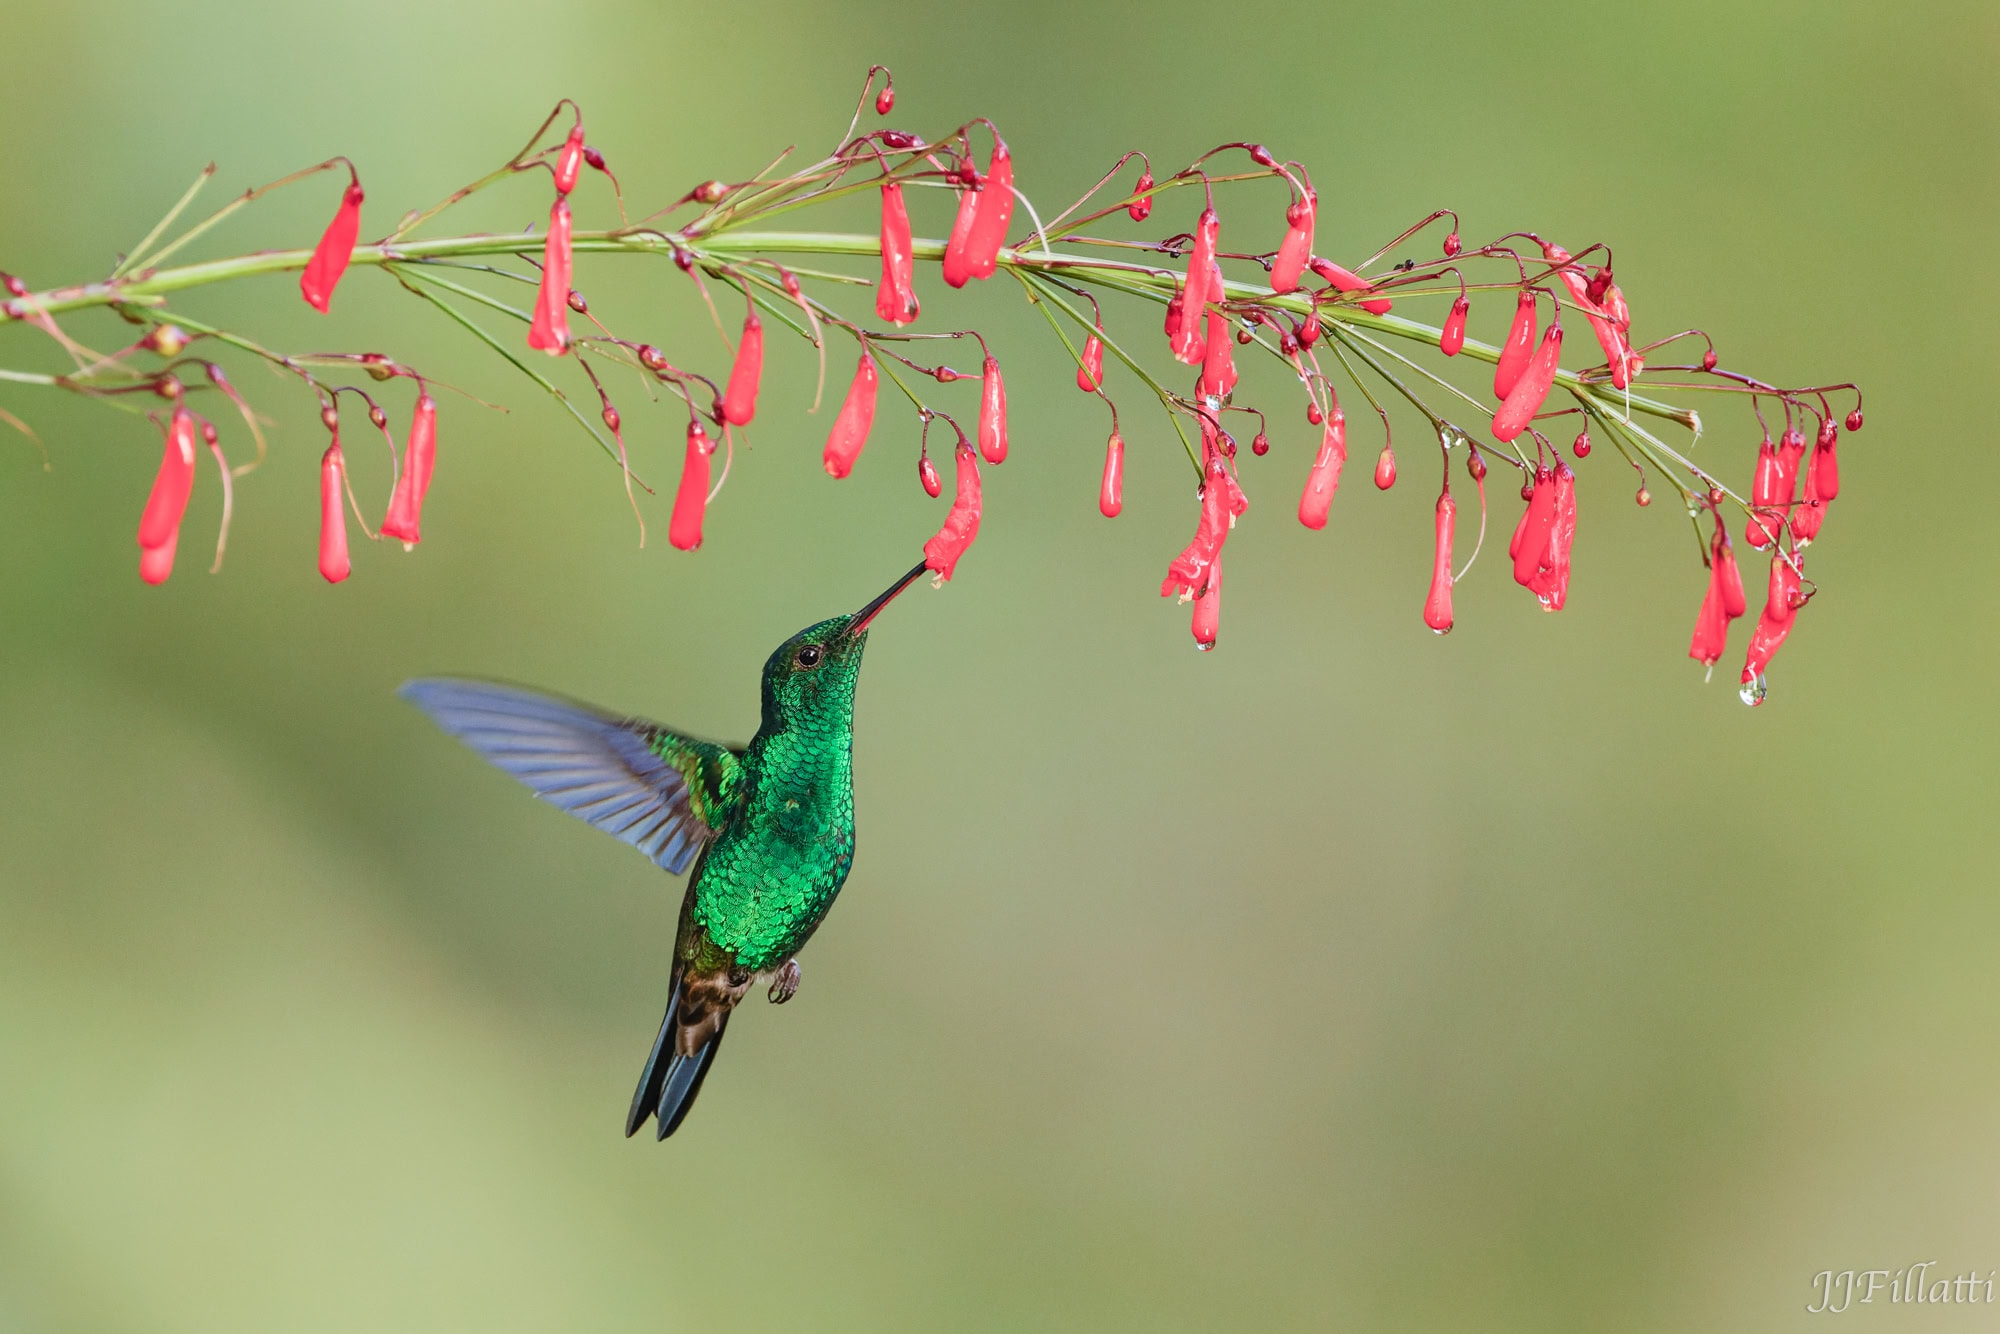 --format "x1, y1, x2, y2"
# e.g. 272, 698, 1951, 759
795, 644, 824, 669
